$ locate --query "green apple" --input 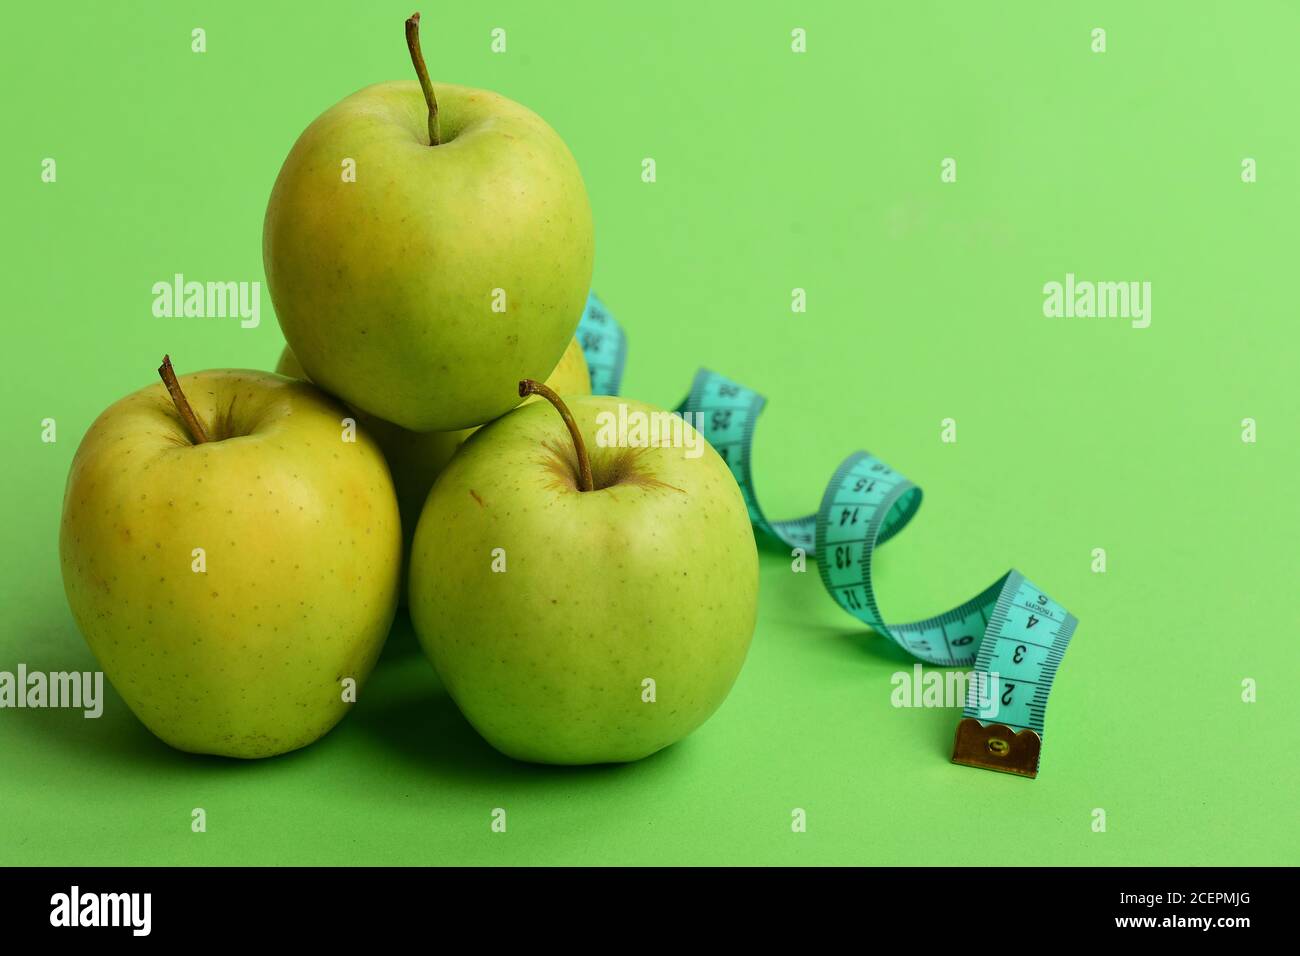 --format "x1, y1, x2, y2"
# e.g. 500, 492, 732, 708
408, 385, 759, 764
59, 360, 402, 758
263, 13, 594, 432
275, 337, 591, 598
